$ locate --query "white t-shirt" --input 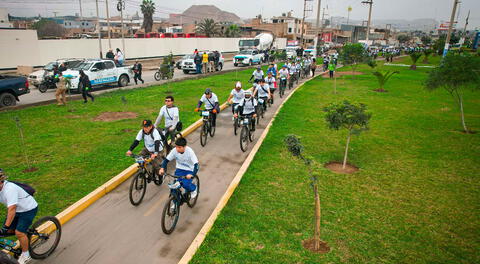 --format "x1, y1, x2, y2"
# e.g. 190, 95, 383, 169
252, 70, 264, 80
166, 146, 199, 172
0, 181, 38, 213
289, 65, 297, 73
256, 83, 270, 98
154, 105, 179, 128
135, 129, 163, 153
230, 89, 245, 104
200, 93, 219, 110
278, 69, 289, 78
265, 76, 276, 89
240, 98, 257, 115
